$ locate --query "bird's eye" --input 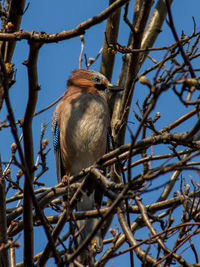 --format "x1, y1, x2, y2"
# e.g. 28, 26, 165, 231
93, 76, 101, 83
